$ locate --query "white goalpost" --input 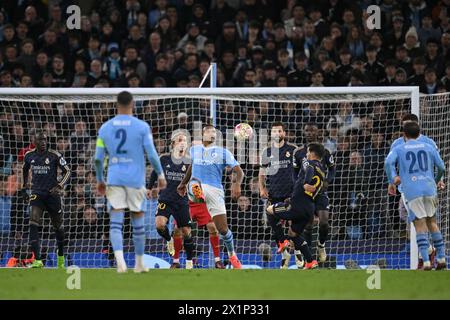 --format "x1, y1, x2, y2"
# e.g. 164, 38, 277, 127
0, 86, 448, 270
